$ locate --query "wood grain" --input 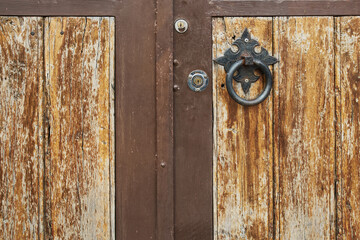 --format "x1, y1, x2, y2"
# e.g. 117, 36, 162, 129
44, 17, 114, 239
336, 16, 360, 240
213, 17, 274, 240
0, 17, 44, 240
213, 16, 341, 239
273, 17, 336, 239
